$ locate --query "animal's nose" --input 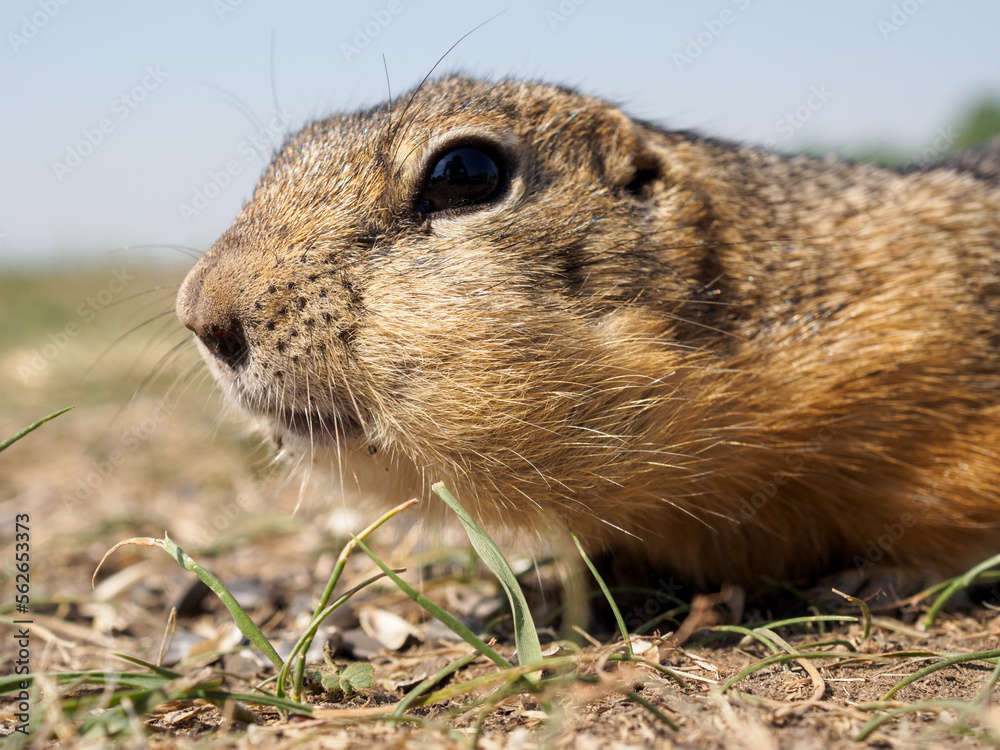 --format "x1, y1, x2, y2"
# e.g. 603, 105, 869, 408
177, 264, 250, 371
194, 319, 249, 370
